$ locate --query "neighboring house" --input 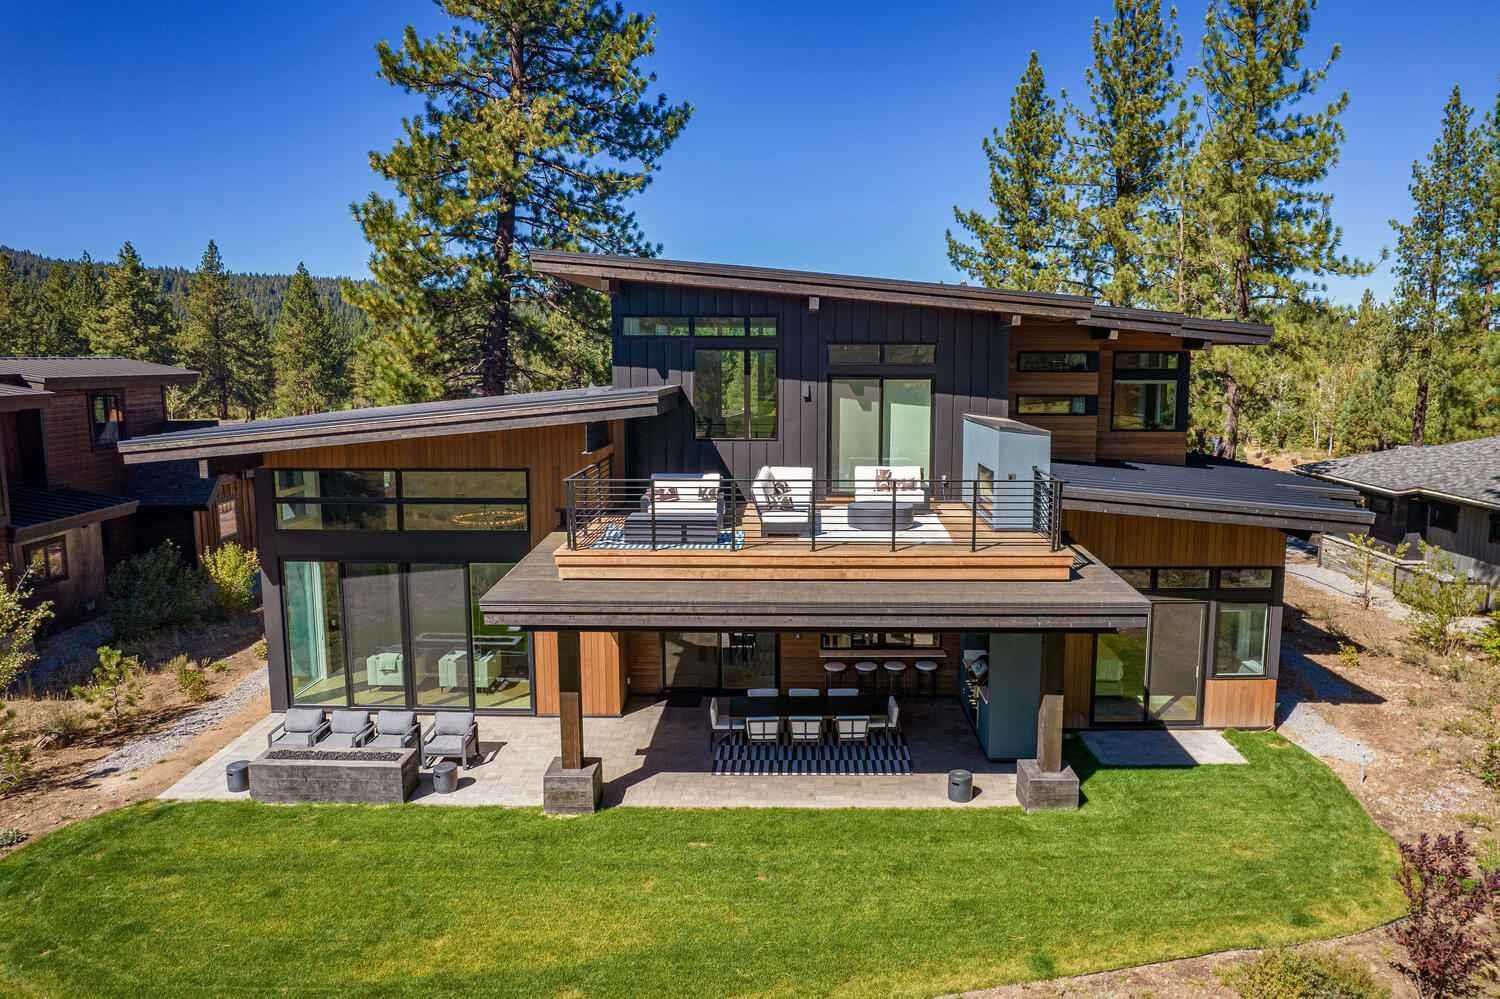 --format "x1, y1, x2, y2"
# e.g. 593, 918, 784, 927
119, 253, 1371, 804
0, 357, 254, 626
1298, 436, 1500, 584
